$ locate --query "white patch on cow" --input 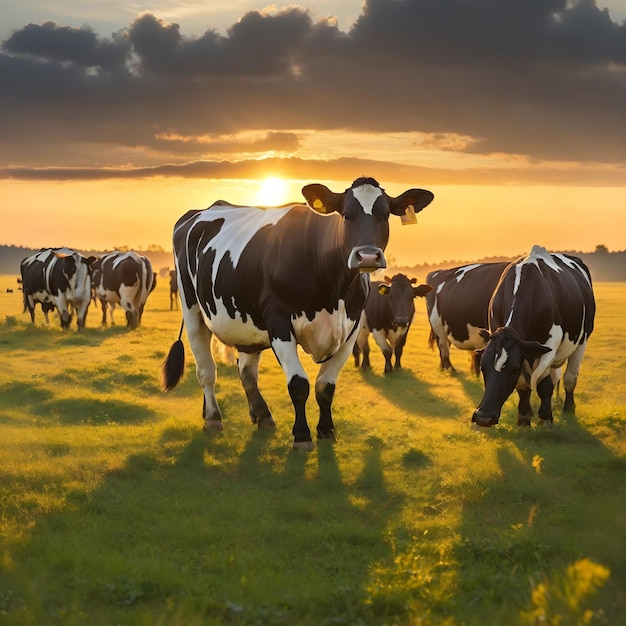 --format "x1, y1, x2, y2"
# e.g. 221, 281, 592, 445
271, 337, 308, 381
383, 326, 408, 348
552, 253, 592, 286
435, 282, 445, 295
529, 323, 562, 390
193, 204, 295, 283
352, 184, 383, 215
291, 301, 359, 363
200, 297, 270, 349
450, 324, 488, 350
494, 347, 508, 372
454, 263, 481, 283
